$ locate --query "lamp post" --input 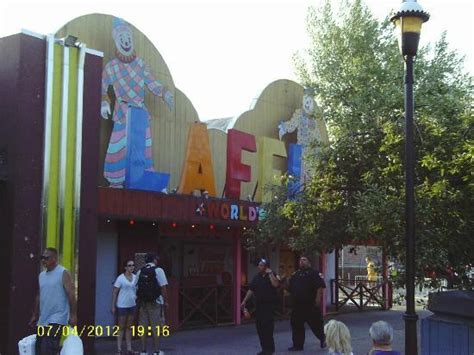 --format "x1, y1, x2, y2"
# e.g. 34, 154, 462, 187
390, 1, 429, 354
